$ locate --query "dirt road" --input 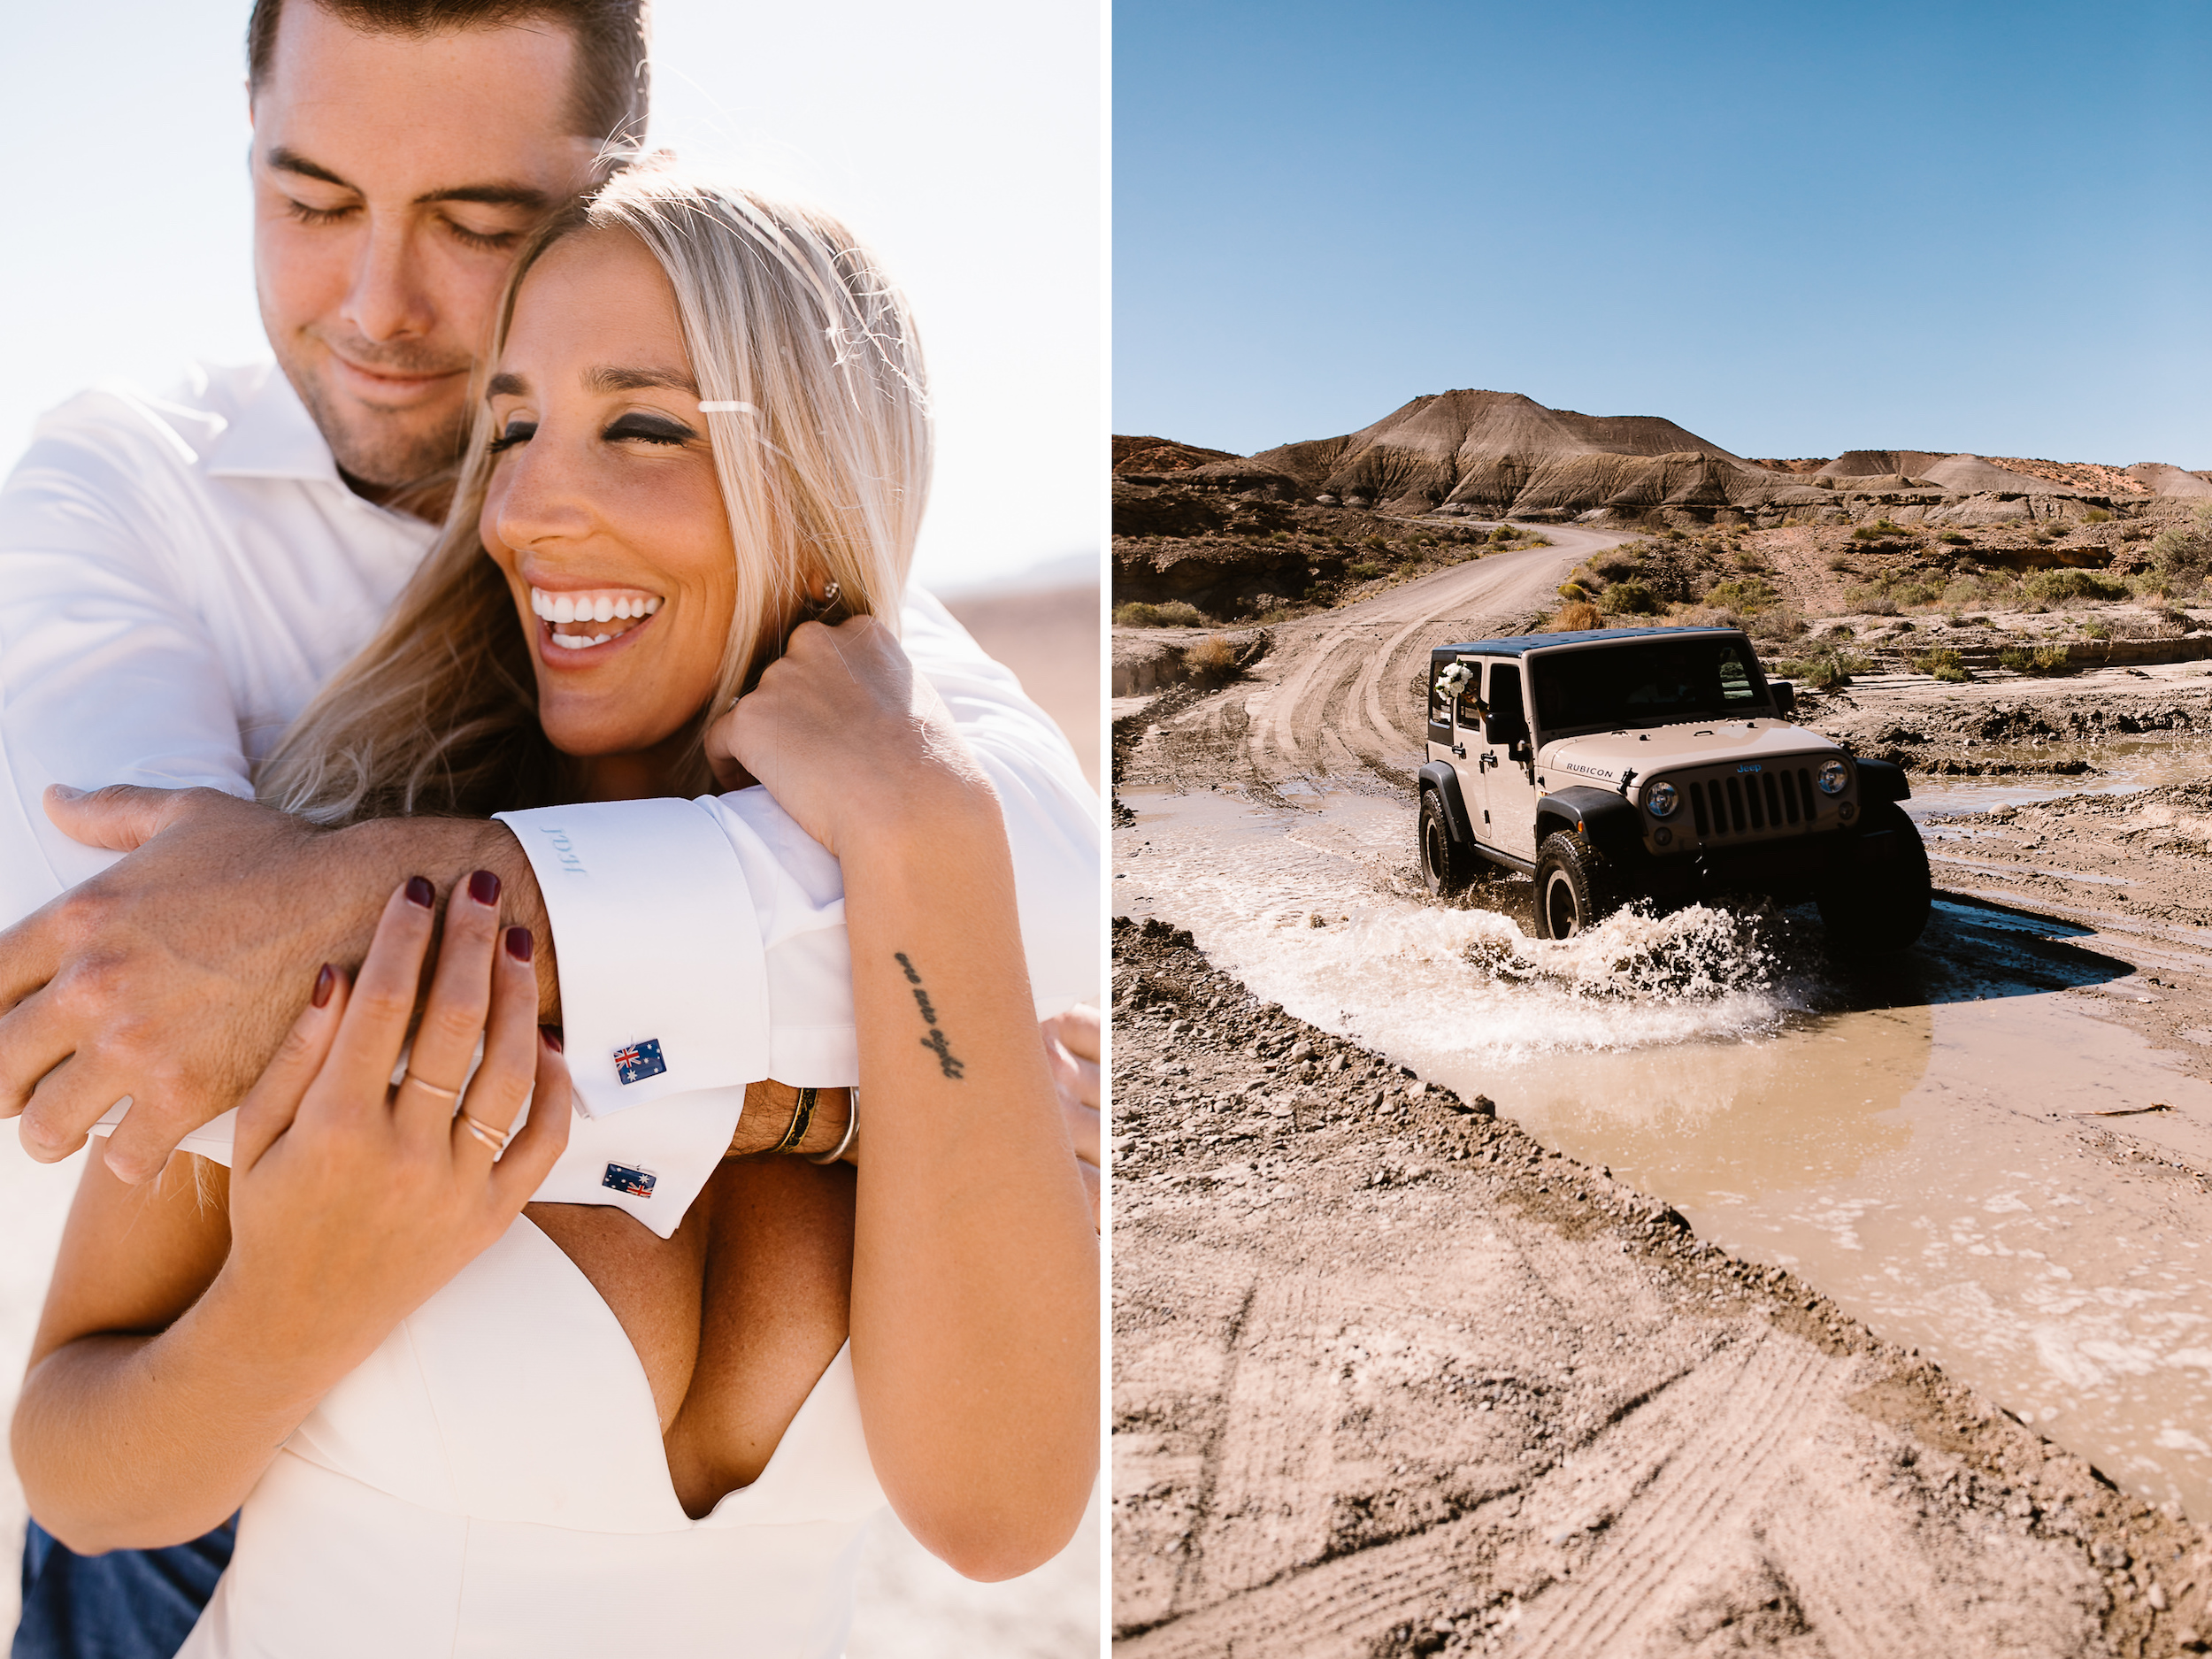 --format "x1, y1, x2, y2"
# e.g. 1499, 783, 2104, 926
1124, 528, 1612, 793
